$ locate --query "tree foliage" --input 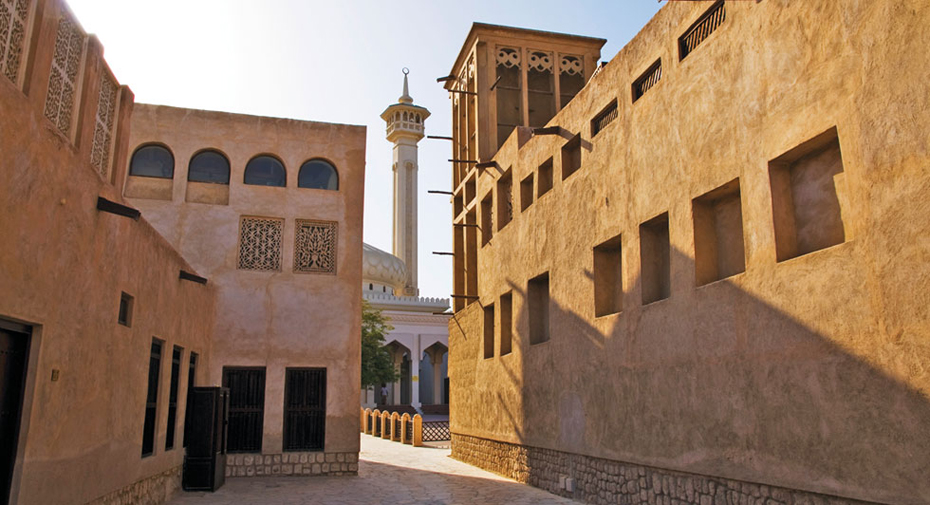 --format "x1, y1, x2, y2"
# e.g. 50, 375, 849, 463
361, 300, 399, 388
